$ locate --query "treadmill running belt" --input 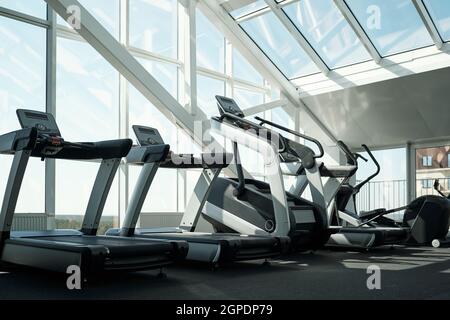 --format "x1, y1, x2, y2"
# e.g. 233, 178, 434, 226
23, 235, 175, 256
